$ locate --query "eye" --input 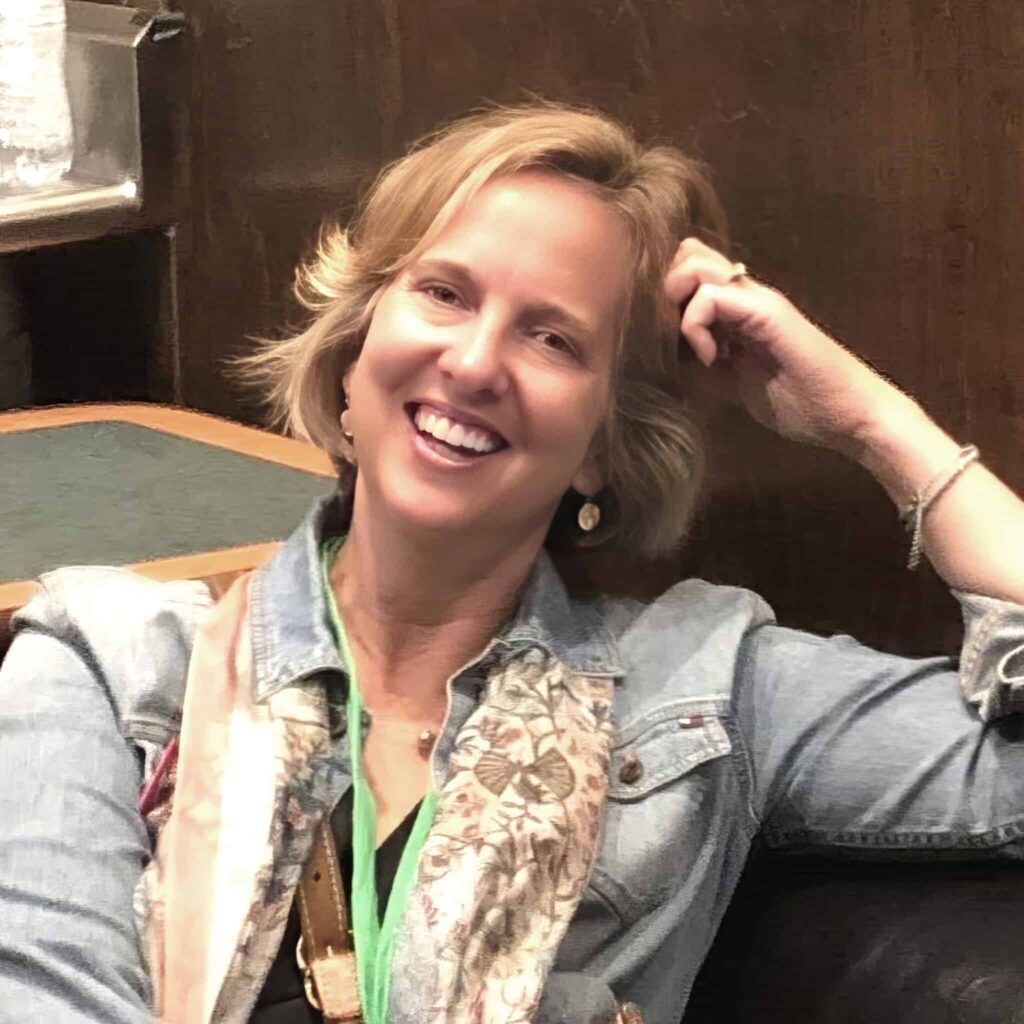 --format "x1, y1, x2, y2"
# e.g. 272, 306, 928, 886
535, 331, 576, 357
423, 284, 463, 307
